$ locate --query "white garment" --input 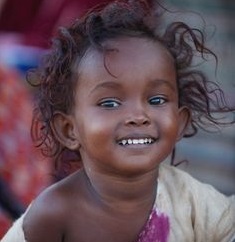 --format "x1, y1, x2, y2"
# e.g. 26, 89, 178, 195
157, 165, 235, 242
1, 211, 27, 242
